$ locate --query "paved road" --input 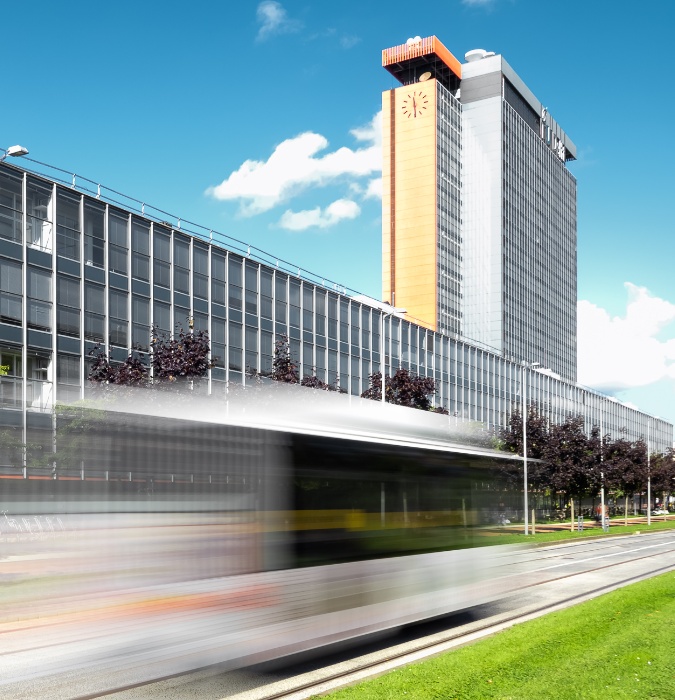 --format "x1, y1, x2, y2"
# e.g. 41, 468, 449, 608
33, 530, 675, 700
